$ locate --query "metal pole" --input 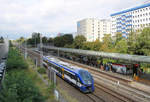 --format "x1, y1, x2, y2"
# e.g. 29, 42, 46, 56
40, 34, 43, 68
35, 37, 36, 48
25, 38, 27, 59
58, 49, 59, 57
